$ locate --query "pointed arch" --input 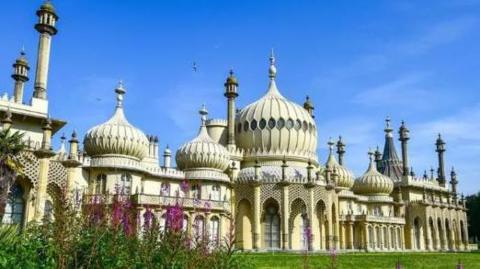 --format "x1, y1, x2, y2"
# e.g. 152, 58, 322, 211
235, 199, 253, 250
289, 198, 308, 250
315, 200, 327, 250
262, 198, 280, 250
